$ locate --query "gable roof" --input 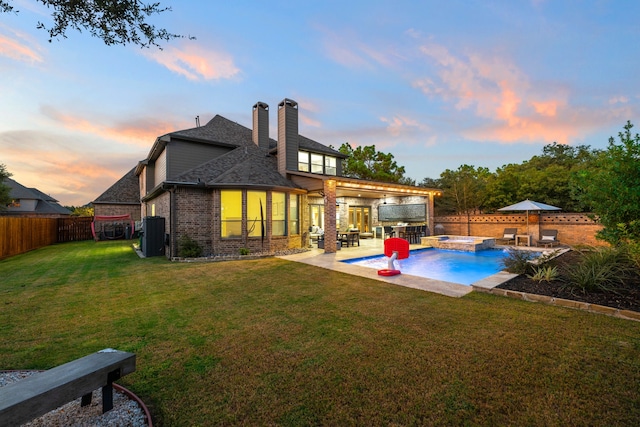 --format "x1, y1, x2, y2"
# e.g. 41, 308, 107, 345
93, 167, 140, 204
2, 178, 72, 215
